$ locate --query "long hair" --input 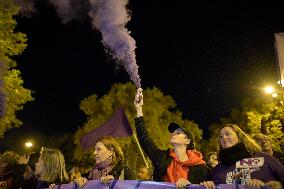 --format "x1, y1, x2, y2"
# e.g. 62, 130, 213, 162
37, 148, 69, 183
0, 151, 19, 180
96, 136, 124, 166
218, 124, 261, 155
